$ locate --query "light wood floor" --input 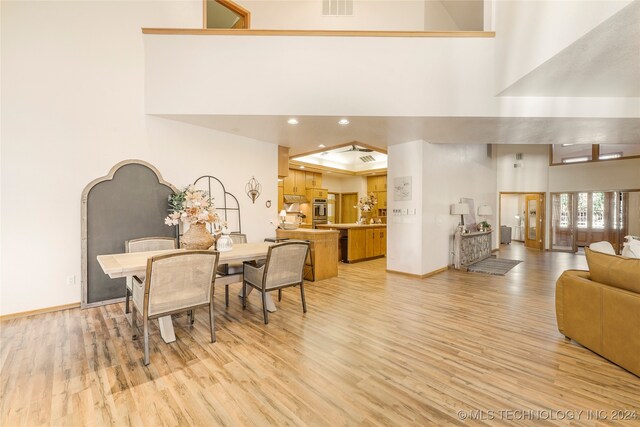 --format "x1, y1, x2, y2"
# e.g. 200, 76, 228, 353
2, 244, 639, 426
